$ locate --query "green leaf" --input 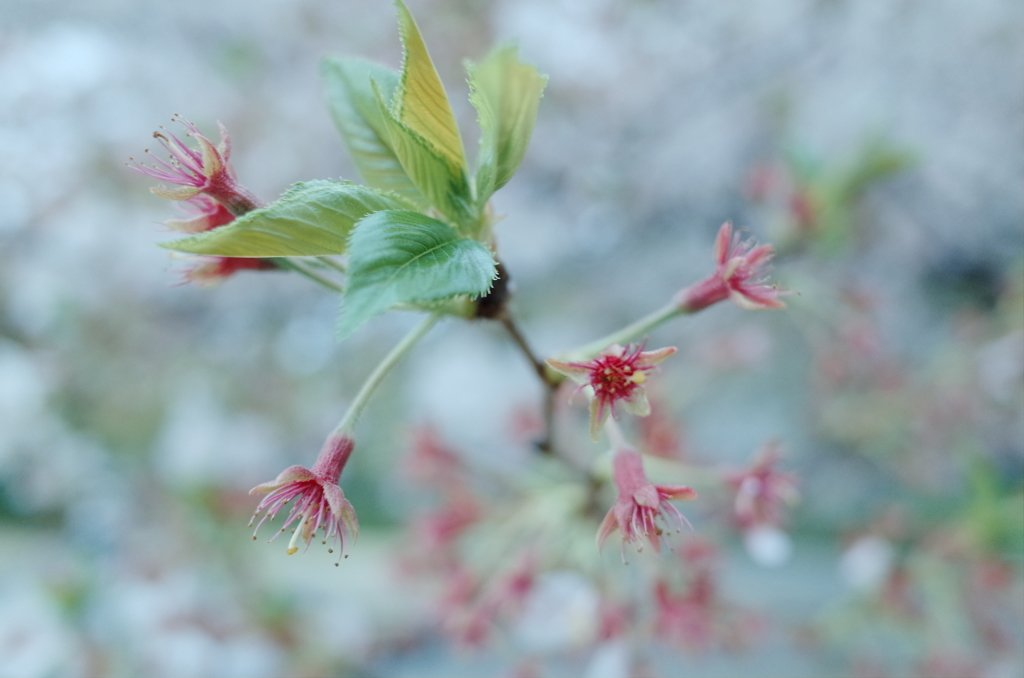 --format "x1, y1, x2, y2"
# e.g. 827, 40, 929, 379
161, 180, 408, 257
320, 58, 428, 208
393, 0, 466, 170
468, 45, 547, 201
373, 82, 474, 226
340, 210, 496, 337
